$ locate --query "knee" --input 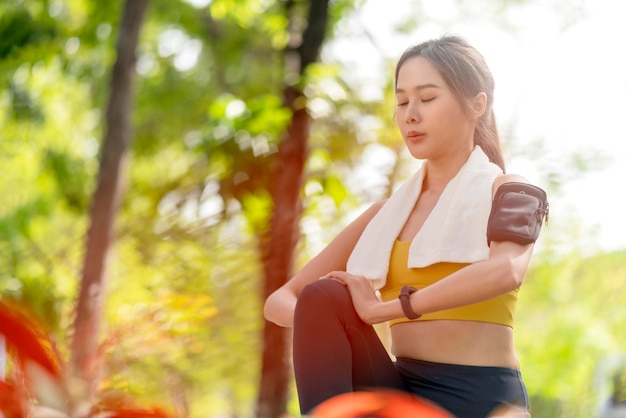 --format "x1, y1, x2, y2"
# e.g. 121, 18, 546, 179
296, 279, 351, 312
